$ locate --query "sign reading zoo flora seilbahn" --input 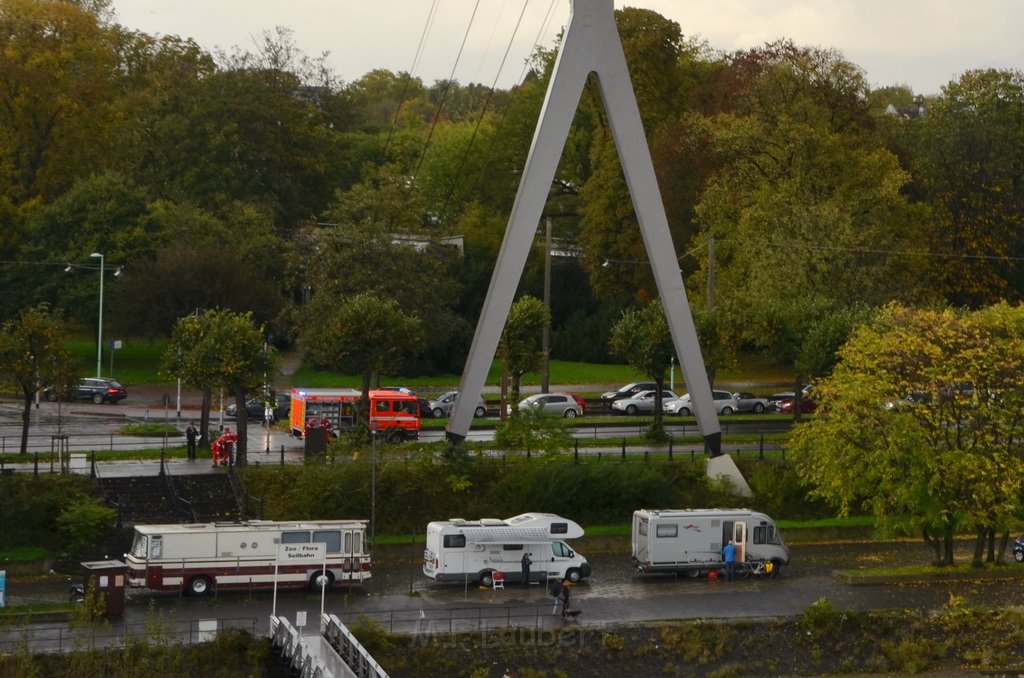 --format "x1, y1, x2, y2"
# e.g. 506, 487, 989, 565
279, 542, 326, 563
